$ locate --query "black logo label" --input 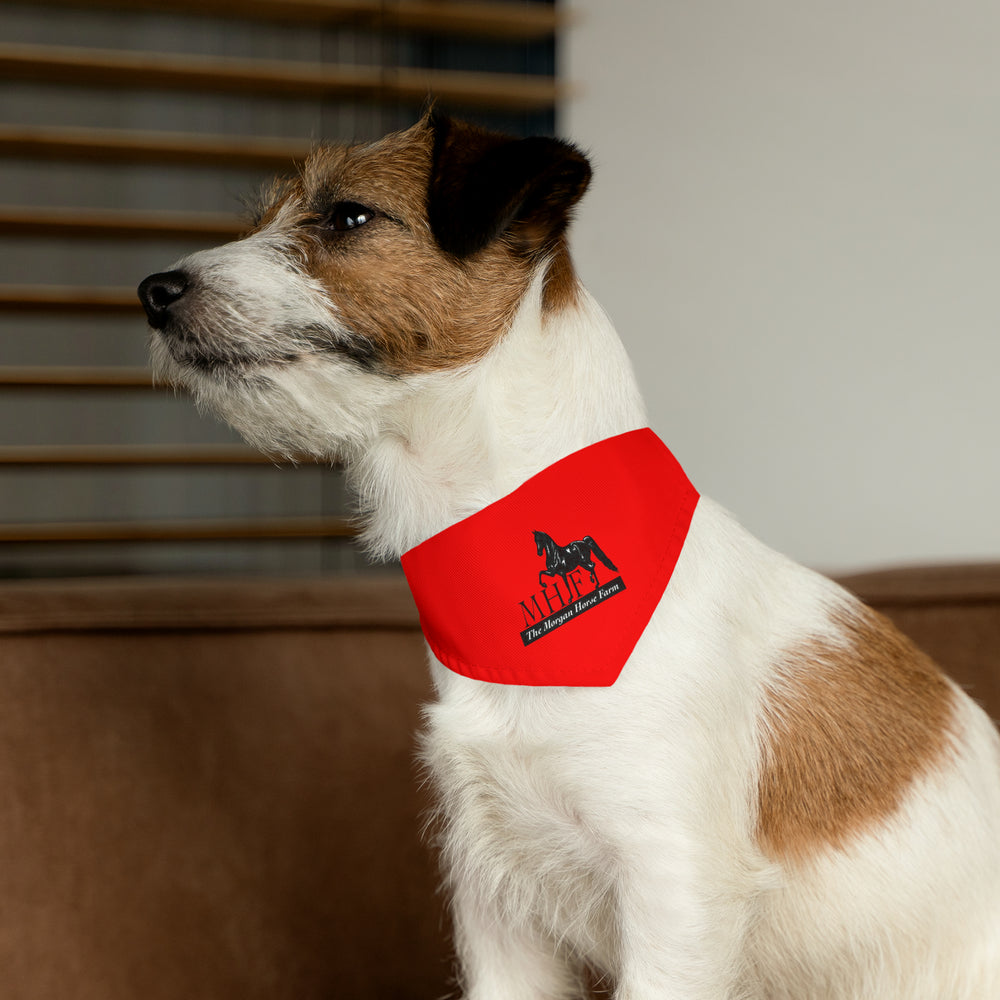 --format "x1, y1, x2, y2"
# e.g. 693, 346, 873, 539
517, 531, 627, 646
